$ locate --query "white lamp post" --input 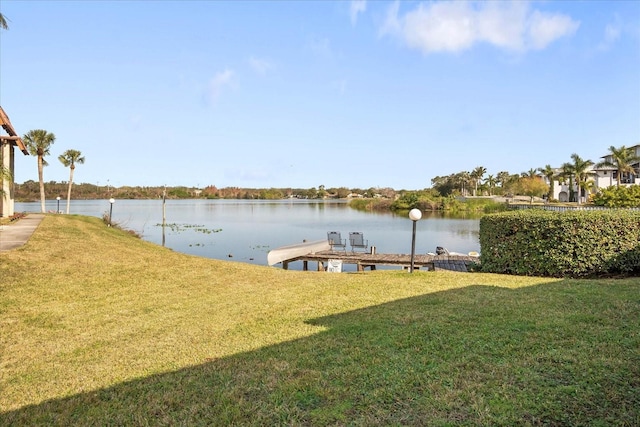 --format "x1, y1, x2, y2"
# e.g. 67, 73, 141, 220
109, 198, 115, 227
408, 208, 422, 273
56, 196, 61, 213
